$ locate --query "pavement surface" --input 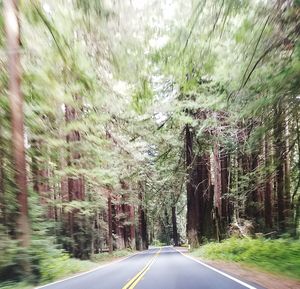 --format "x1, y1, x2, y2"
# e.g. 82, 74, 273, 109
38, 246, 265, 289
